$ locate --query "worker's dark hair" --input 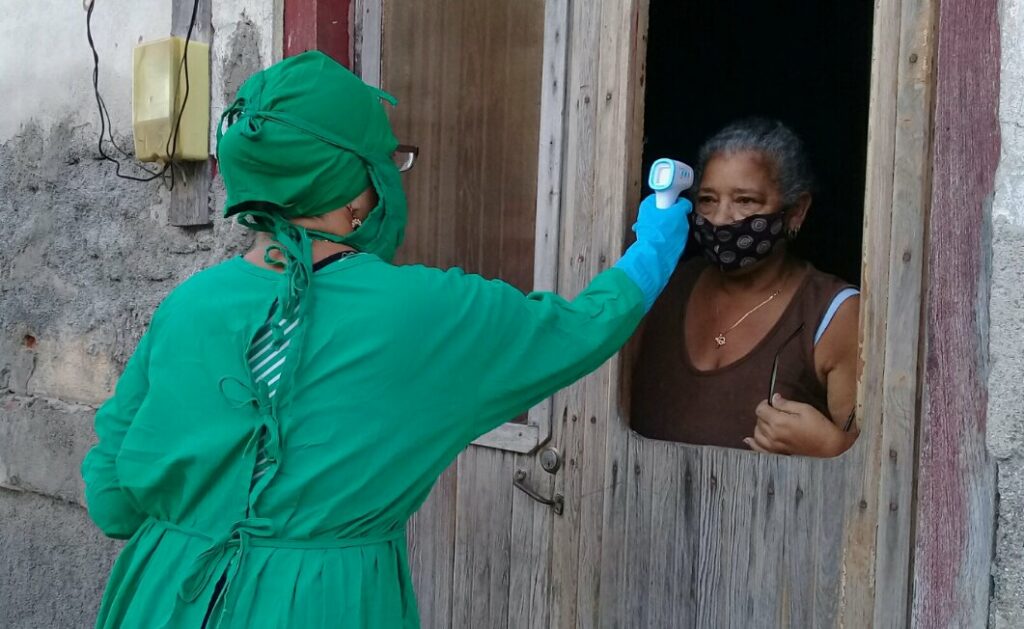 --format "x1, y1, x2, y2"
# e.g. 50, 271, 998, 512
695, 118, 815, 207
